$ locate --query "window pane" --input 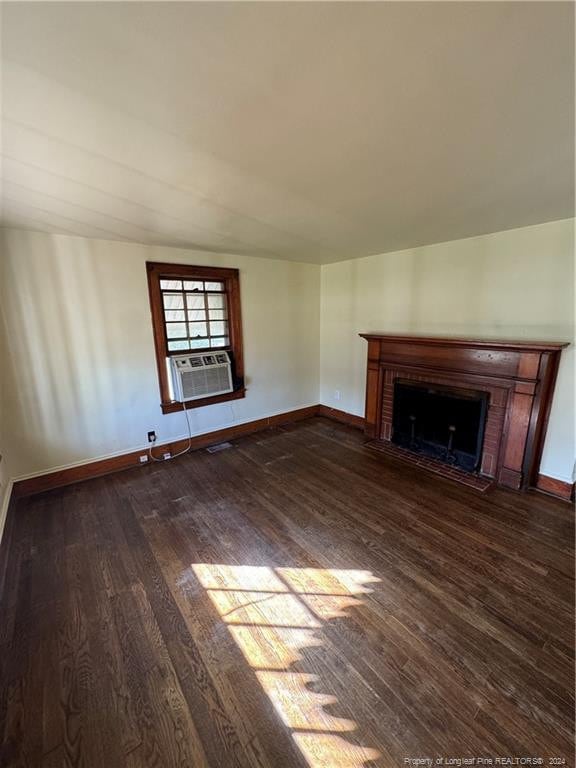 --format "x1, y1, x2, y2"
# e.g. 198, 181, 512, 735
208, 294, 225, 309
186, 294, 205, 310
205, 281, 224, 292
210, 321, 227, 336
183, 280, 204, 292
166, 322, 188, 338
160, 279, 182, 290
189, 321, 207, 337
210, 337, 228, 348
163, 293, 184, 309
164, 309, 185, 321
191, 338, 209, 349
208, 308, 227, 320
187, 309, 206, 322
168, 340, 191, 351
